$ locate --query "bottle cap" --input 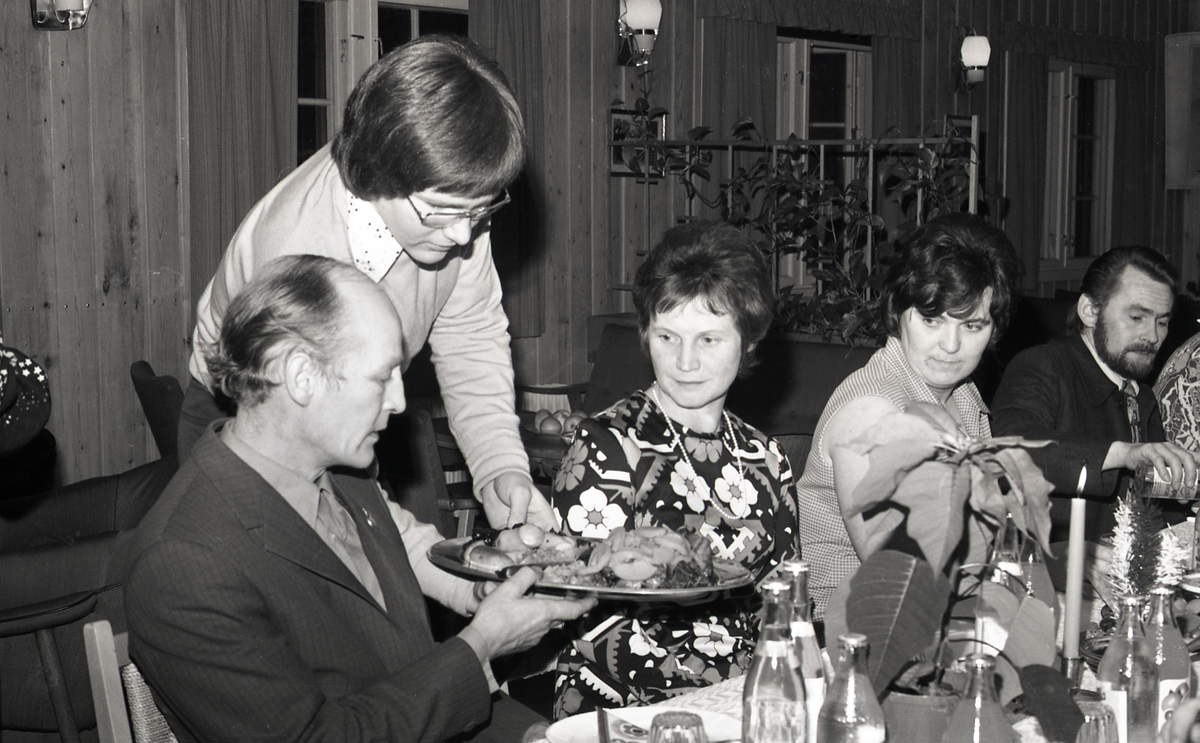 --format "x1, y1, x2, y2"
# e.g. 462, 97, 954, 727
762, 579, 789, 597
838, 633, 868, 649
